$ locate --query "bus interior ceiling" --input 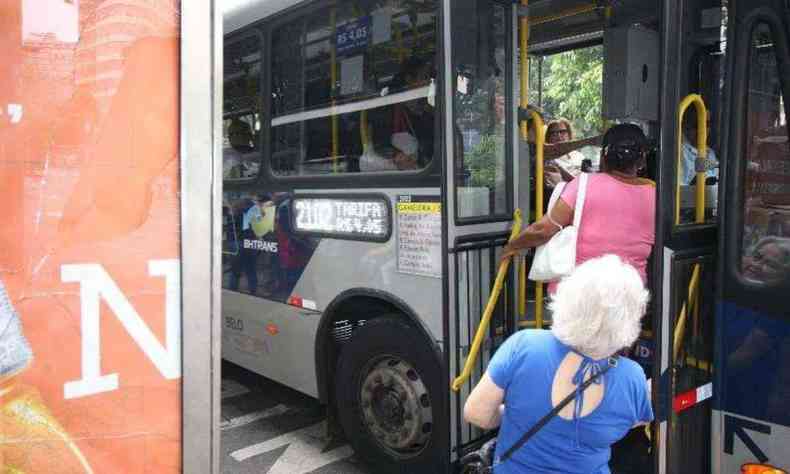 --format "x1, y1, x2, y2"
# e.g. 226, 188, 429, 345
525, 0, 659, 49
